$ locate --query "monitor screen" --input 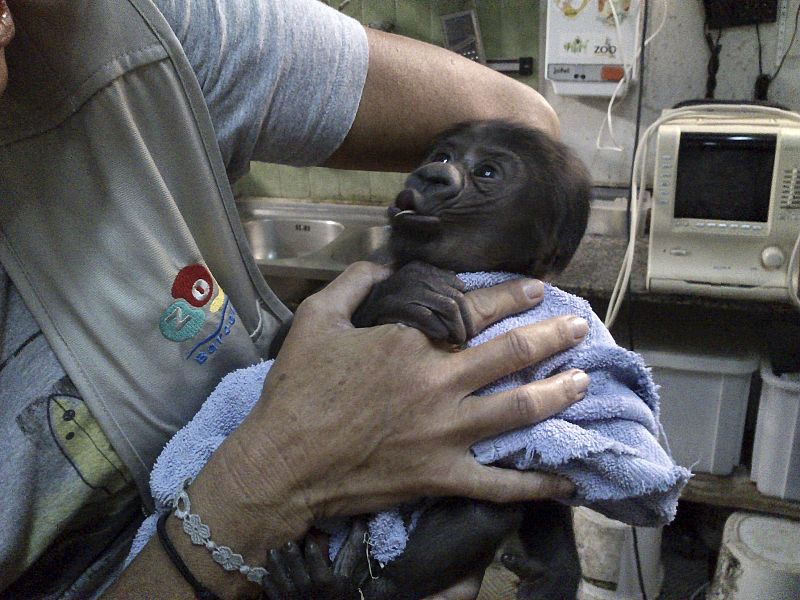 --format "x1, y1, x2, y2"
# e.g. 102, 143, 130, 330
674, 132, 776, 222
